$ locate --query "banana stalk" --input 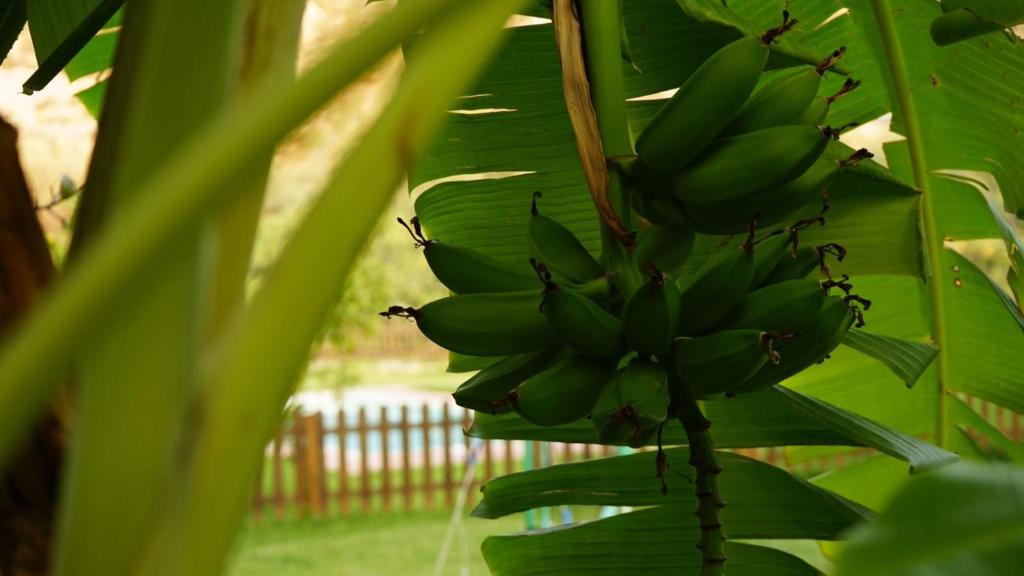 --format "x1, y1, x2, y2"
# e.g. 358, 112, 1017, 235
663, 361, 727, 576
